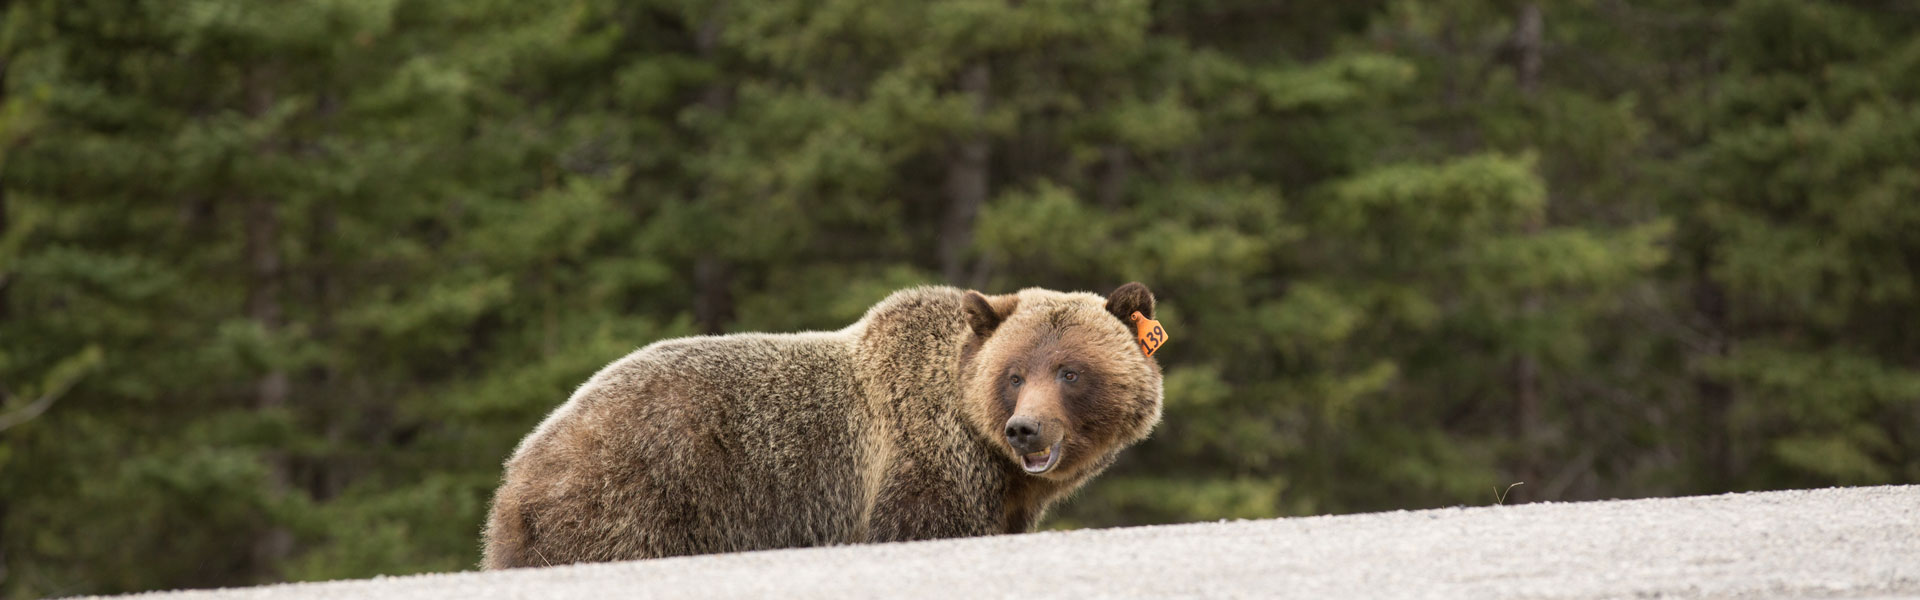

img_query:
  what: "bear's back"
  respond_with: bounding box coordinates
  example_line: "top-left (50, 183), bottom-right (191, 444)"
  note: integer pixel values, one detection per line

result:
top-left (487, 330), bottom-right (874, 566)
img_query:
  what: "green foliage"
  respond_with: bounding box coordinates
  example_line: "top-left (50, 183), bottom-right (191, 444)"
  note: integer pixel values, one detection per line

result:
top-left (2, 0), bottom-right (1917, 596)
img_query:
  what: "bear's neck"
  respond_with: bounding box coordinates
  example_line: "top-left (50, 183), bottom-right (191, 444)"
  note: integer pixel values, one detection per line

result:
top-left (998, 465), bottom-right (1075, 533)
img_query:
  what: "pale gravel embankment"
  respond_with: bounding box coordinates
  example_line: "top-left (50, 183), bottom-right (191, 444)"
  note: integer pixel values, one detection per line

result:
top-left (103, 485), bottom-right (1920, 599)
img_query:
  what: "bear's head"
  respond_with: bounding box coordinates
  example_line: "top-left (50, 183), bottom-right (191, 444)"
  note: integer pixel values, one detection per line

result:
top-left (961, 282), bottom-right (1164, 481)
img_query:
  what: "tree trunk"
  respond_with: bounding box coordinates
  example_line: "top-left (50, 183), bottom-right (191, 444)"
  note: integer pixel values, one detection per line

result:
top-left (1692, 250), bottom-right (1734, 492)
top-left (1, 51), bottom-right (12, 323)
top-left (309, 200), bottom-right (351, 500)
top-left (0, 159), bottom-right (10, 324)
top-left (694, 6), bottom-right (729, 111)
top-left (693, 255), bottom-right (734, 334)
top-left (691, 7), bottom-right (735, 335)
top-left (244, 69), bottom-right (294, 580)
top-left (0, 93), bottom-right (10, 576)
top-left (940, 63), bottom-right (991, 285)
top-left (1685, 9), bottom-right (1733, 494)
top-left (1507, 2), bottom-right (1545, 504)
top-left (244, 176), bottom-right (288, 408)
top-left (245, 197), bottom-right (293, 579)
top-left (1513, 4), bottom-right (1543, 98)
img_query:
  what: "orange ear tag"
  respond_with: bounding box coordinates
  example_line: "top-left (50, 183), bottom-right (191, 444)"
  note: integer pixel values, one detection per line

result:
top-left (1130, 311), bottom-right (1167, 357)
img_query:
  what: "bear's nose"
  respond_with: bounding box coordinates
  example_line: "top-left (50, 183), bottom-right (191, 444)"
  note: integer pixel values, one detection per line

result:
top-left (1004, 416), bottom-right (1045, 453)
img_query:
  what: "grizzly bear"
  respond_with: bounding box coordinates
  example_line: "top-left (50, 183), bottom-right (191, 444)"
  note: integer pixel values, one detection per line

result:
top-left (481, 283), bottom-right (1165, 568)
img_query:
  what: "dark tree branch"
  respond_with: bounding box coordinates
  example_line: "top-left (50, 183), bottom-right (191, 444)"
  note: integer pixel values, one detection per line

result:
top-left (0, 389), bottom-right (64, 433)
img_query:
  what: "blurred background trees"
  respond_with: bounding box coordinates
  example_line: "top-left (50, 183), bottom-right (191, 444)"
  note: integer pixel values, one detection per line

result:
top-left (3, 0), bottom-right (1917, 595)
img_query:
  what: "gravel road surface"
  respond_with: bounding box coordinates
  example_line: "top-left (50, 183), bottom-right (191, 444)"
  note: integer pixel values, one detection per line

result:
top-left (103, 485), bottom-right (1919, 599)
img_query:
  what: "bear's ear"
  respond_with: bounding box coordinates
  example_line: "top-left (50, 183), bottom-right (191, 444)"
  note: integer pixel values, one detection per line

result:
top-left (1105, 282), bottom-right (1155, 323)
top-left (964, 291), bottom-right (1017, 337)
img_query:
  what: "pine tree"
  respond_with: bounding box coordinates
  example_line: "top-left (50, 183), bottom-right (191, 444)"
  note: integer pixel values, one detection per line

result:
top-left (1674, 0), bottom-right (1920, 489)
top-left (3, 0), bottom-right (1918, 595)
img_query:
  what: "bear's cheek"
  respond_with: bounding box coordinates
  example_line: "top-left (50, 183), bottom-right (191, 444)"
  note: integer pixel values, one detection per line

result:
top-left (1056, 405), bottom-right (1121, 466)
top-left (1062, 435), bottom-right (1100, 468)
top-left (1054, 432), bottom-right (1128, 479)
top-left (1075, 388), bottom-right (1160, 450)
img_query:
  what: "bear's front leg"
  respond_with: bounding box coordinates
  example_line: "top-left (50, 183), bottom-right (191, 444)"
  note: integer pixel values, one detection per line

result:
top-left (866, 469), bottom-right (1001, 542)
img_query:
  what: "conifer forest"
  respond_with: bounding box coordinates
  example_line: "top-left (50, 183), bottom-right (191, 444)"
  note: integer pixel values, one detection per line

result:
top-left (3, 0), bottom-right (1919, 595)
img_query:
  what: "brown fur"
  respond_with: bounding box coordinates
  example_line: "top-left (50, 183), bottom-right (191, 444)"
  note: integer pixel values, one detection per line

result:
top-left (481, 284), bottom-right (1164, 568)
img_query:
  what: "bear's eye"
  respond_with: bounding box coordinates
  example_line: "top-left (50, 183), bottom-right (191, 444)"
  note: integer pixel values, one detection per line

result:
top-left (1060, 369), bottom-right (1078, 382)
top-left (1009, 374), bottom-right (1023, 387)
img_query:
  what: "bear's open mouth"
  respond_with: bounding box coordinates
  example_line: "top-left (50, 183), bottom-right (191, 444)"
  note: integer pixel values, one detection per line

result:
top-left (1021, 442), bottom-right (1062, 474)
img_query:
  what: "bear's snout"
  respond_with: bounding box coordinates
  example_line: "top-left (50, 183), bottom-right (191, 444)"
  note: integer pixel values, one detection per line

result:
top-left (1004, 416), bottom-right (1046, 452)
top-left (1004, 415), bottom-right (1064, 474)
